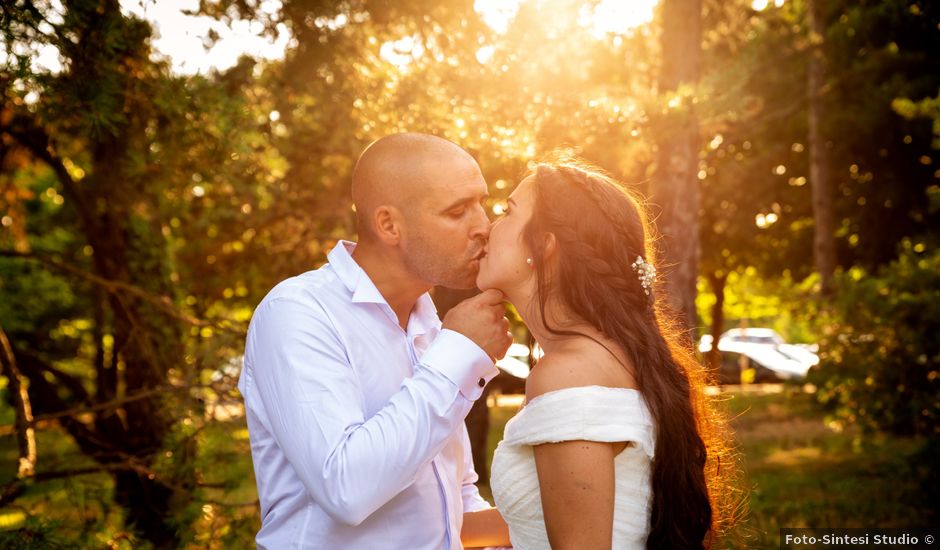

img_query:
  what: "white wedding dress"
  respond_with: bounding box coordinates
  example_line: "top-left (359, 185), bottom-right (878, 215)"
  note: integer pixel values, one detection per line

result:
top-left (489, 386), bottom-right (656, 549)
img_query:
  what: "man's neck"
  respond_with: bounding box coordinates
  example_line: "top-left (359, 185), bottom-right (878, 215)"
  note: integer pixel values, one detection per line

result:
top-left (351, 242), bottom-right (429, 330)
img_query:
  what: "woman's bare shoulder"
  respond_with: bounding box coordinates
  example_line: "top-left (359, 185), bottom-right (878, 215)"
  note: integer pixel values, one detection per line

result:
top-left (525, 340), bottom-right (636, 402)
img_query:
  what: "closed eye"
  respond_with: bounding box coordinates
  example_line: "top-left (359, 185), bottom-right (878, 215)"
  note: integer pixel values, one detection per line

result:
top-left (503, 197), bottom-right (519, 218)
top-left (493, 205), bottom-right (510, 219)
top-left (443, 194), bottom-right (488, 219)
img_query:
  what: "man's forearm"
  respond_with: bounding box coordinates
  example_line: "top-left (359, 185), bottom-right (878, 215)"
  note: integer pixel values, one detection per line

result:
top-left (461, 507), bottom-right (512, 548)
top-left (300, 366), bottom-right (474, 525)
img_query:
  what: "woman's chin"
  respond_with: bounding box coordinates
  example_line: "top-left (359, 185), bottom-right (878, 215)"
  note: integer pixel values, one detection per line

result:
top-left (475, 270), bottom-right (497, 292)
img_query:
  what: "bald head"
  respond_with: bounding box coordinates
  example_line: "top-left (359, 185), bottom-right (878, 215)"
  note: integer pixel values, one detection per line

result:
top-left (351, 133), bottom-right (481, 241)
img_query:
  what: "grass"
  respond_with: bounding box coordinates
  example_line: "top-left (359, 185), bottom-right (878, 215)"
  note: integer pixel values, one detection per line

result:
top-left (1, 386), bottom-right (934, 548)
top-left (716, 387), bottom-right (931, 548)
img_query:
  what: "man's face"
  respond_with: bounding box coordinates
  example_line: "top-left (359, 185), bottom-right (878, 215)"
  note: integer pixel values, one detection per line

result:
top-left (399, 157), bottom-right (490, 289)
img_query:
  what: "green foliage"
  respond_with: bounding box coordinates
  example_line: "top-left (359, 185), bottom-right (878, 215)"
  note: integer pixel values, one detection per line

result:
top-left (0, 418), bottom-right (258, 548)
top-left (0, 517), bottom-right (72, 549)
top-left (696, 268), bottom-right (825, 344)
top-left (892, 88), bottom-right (940, 149)
top-left (699, 0), bottom-right (940, 278)
top-left (810, 244), bottom-right (940, 437)
top-left (0, 421), bottom-right (130, 548)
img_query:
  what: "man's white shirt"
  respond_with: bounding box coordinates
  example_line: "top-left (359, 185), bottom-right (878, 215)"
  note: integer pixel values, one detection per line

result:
top-left (239, 240), bottom-right (499, 549)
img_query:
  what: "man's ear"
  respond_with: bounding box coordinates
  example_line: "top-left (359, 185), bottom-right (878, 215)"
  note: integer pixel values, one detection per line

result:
top-left (373, 205), bottom-right (402, 245)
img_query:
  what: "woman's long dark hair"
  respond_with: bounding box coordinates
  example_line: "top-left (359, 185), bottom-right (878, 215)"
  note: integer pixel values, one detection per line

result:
top-left (522, 161), bottom-right (738, 549)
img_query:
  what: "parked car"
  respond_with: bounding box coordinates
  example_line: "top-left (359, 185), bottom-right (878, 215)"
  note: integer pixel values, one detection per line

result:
top-left (491, 342), bottom-right (542, 395)
top-left (714, 350), bottom-right (788, 384)
top-left (699, 328), bottom-right (819, 383)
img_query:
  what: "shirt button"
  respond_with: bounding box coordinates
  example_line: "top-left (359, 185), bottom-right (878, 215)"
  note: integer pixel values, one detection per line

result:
top-left (478, 378), bottom-right (485, 388)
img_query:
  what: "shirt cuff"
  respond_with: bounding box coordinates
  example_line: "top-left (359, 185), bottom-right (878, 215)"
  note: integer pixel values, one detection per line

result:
top-left (463, 492), bottom-right (493, 513)
top-left (420, 329), bottom-right (499, 400)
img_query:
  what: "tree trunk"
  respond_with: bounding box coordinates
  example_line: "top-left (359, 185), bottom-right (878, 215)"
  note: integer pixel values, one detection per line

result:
top-left (652, 0), bottom-right (703, 345)
top-left (113, 471), bottom-right (177, 549)
top-left (706, 272), bottom-right (727, 384)
top-left (87, 168), bottom-right (185, 548)
top-left (431, 286), bottom-right (491, 483)
top-left (808, 0), bottom-right (837, 296)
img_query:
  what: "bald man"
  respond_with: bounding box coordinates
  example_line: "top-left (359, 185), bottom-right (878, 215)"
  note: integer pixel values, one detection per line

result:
top-left (239, 134), bottom-right (513, 549)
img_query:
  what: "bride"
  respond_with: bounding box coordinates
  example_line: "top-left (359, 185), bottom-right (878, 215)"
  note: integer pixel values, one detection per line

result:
top-left (477, 161), bottom-right (727, 549)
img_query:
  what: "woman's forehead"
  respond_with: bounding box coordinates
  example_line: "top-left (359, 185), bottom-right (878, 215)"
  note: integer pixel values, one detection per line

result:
top-left (510, 176), bottom-right (536, 202)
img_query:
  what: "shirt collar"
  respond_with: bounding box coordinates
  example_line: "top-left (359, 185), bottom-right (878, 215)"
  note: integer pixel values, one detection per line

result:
top-left (408, 293), bottom-right (441, 336)
top-left (327, 240), bottom-right (384, 304)
top-left (327, 240), bottom-right (441, 335)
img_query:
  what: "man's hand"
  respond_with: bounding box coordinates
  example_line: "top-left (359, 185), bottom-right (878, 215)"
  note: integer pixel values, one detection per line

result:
top-left (442, 289), bottom-right (513, 361)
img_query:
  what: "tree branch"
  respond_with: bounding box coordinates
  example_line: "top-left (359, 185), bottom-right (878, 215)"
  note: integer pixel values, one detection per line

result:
top-left (0, 463), bottom-right (162, 508)
top-left (0, 249), bottom-right (247, 334)
top-left (13, 350), bottom-right (123, 459)
top-left (17, 348), bottom-right (90, 404)
top-left (0, 112), bottom-right (98, 234)
top-left (0, 378), bottom-right (240, 433)
top-left (0, 325), bottom-right (37, 482)
top-left (28, 384), bottom-right (184, 425)
top-left (0, 462), bottom-right (260, 509)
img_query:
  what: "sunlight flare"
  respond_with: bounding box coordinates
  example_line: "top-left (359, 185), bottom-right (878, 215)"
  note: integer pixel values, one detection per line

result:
top-left (476, 0), bottom-right (658, 37)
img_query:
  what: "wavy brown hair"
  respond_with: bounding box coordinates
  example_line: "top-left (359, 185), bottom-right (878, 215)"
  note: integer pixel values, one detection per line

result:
top-left (522, 161), bottom-right (739, 549)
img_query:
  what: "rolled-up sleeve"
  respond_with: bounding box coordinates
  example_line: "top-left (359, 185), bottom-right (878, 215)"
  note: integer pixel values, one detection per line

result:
top-left (247, 296), bottom-right (496, 526)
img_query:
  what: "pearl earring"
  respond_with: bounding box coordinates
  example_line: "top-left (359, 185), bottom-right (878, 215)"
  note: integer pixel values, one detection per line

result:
top-left (526, 258), bottom-right (533, 265)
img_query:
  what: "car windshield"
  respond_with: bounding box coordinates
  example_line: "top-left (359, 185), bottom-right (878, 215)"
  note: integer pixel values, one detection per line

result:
top-left (777, 347), bottom-right (804, 360)
top-left (729, 335), bottom-right (781, 345)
